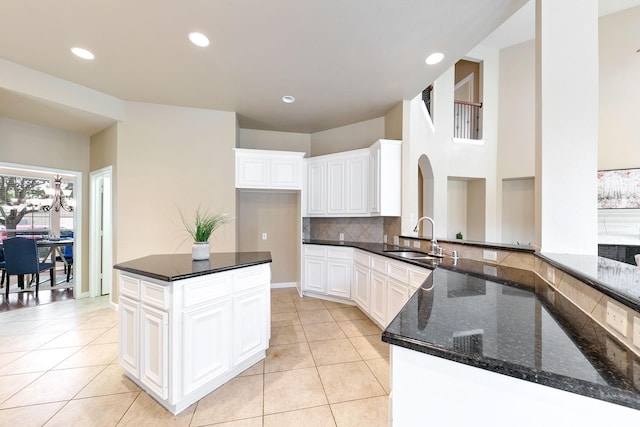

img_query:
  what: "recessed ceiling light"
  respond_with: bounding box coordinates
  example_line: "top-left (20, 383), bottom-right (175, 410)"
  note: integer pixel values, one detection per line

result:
top-left (425, 52), bottom-right (444, 65)
top-left (71, 47), bottom-right (95, 60)
top-left (188, 32), bottom-right (210, 47)
top-left (282, 95), bottom-right (296, 104)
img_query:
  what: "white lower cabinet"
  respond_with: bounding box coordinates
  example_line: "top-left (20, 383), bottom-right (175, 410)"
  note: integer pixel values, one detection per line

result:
top-left (139, 304), bottom-right (169, 399)
top-left (369, 271), bottom-right (388, 326)
top-left (118, 263), bottom-right (271, 415)
top-left (353, 264), bottom-right (371, 311)
top-left (350, 248), bottom-right (432, 328)
top-left (302, 245), bottom-right (352, 299)
top-left (387, 277), bottom-right (410, 324)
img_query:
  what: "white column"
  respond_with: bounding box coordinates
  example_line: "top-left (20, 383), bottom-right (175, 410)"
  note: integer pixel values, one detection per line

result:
top-left (535, 0), bottom-right (599, 254)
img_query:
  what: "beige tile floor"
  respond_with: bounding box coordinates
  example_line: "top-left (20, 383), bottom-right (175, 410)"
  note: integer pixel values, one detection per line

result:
top-left (0, 288), bottom-right (390, 426)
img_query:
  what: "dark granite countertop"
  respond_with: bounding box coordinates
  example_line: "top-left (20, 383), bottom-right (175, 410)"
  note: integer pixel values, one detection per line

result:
top-left (113, 252), bottom-right (272, 282)
top-left (382, 268), bottom-right (640, 410)
top-left (399, 235), bottom-right (535, 253)
top-left (539, 252), bottom-right (640, 312)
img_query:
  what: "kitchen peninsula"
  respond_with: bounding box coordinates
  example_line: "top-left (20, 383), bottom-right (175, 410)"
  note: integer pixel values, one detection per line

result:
top-left (302, 239), bottom-right (640, 424)
top-left (114, 252), bottom-right (272, 415)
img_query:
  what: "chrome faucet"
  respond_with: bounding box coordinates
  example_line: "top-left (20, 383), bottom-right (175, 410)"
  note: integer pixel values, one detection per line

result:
top-left (413, 216), bottom-right (439, 255)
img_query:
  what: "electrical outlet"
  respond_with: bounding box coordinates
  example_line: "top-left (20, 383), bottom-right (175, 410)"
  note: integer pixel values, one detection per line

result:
top-left (339, 233), bottom-right (344, 241)
top-left (633, 317), bottom-right (640, 349)
top-left (404, 240), bottom-right (410, 247)
top-left (413, 241), bottom-right (421, 248)
top-left (261, 232), bottom-right (267, 240)
top-left (482, 250), bottom-right (497, 261)
top-left (383, 234), bottom-right (388, 243)
top-left (393, 236), bottom-right (399, 245)
top-left (606, 301), bottom-right (628, 337)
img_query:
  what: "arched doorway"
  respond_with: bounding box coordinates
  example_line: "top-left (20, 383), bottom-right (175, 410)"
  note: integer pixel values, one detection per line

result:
top-left (418, 154), bottom-right (435, 220)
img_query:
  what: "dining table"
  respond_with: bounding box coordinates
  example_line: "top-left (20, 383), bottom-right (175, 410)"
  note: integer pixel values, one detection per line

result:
top-left (36, 238), bottom-right (74, 286)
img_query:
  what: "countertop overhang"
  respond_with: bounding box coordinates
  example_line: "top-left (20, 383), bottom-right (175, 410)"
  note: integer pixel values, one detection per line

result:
top-left (113, 252), bottom-right (272, 282)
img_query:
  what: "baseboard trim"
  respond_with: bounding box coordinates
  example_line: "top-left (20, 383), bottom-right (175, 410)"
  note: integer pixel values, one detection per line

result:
top-left (271, 282), bottom-right (297, 289)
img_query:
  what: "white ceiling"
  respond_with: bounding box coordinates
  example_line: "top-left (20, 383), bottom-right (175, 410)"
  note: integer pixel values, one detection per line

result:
top-left (0, 0), bottom-right (528, 135)
top-left (0, 0), bottom-right (637, 136)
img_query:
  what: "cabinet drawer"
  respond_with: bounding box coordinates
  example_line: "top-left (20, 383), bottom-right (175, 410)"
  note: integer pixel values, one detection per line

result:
top-left (370, 255), bottom-right (387, 274)
top-left (235, 265), bottom-right (270, 292)
top-left (141, 281), bottom-right (170, 310)
top-left (387, 261), bottom-right (409, 282)
top-left (304, 245), bottom-right (327, 257)
top-left (183, 274), bottom-right (232, 308)
top-left (120, 275), bottom-right (140, 300)
top-left (327, 247), bottom-right (352, 260)
top-left (354, 251), bottom-right (371, 267)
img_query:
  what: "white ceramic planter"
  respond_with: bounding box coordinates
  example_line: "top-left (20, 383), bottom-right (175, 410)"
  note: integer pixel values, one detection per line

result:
top-left (192, 242), bottom-right (210, 260)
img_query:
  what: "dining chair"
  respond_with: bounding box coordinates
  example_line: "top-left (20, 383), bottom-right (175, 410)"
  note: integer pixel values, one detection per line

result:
top-left (3, 237), bottom-right (54, 297)
top-left (0, 247), bottom-right (6, 288)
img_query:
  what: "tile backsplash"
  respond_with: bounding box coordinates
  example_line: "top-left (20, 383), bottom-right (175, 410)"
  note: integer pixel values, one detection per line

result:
top-left (305, 217), bottom-right (383, 243)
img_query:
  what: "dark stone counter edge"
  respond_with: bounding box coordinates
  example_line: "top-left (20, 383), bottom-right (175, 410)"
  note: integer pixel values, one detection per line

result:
top-left (382, 331), bottom-right (640, 410)
top-left (113, 258), bottom-right (272, 282)
top-left (537, 253), bottom-right (640, 313)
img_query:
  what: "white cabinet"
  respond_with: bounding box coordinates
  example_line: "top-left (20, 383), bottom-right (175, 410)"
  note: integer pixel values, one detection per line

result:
top-left (303, 140), bottom-right (400, 217)
top-left (302, 245), bottom-right (352, 299)
top-left (235, 148), bottom-right (305, 190)
top-left (369, 139), bottom-right (402, 216)
top-left (118, 263), bottom-right (271, 415)
top-left (353, 264), bottom-right (371, 311)
top-left (139, 304), bottom-right (169, 399)
top-left (304, 149), bottom-right (369, 217)
top-left (387, 277), bottom-right (410, 324)
top-left (370, 270), bottom-right (388, 326)
top-left (306, 159), bottom-right (326, 215)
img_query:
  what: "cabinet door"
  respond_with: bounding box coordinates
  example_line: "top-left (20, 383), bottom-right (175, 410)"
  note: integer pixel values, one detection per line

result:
top-left (370, 271), bottom-right (387, 327)
top-left (387, 277), bottom-right (410, 323)
top-left (346, 155), bottom-right (368, 214)
top-left (236, 155), bottom-right (269, 188)
top-left (307, 161), bottom-right (326, 215)
top-left (326, 259), bottom-right (352, 299)
top-left (271, 157), bottom-right (301, 189)
top-left (233, 288), bottom-right (269, 366)
top-left (182, 298), bottom-right (232, 396)
top-left (119, 296), bottom-right (139, 377)
top-left (303, 256), bottom-right (326, 293)
top-left (327, 160), bottom-right (346, 214)
top-left (369, 147), bottom-right (381, 214)
top-left (140, 304), bottom-right (169, 399)
top-left (353, 264), bottom-right (370, 312)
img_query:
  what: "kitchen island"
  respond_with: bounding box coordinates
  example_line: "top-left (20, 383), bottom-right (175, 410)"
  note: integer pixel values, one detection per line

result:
top-left (113, 252), bottom-right (272, 415)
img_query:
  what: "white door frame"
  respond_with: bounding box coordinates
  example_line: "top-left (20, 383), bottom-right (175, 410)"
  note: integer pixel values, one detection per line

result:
top-left (0, 161), bottom-right (83, 297)
top-left (89, 166), bottom-right (113, 297)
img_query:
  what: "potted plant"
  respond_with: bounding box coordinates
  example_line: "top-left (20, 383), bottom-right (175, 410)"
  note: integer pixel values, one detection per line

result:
top-left (181, 207), bottom-right (231, 260)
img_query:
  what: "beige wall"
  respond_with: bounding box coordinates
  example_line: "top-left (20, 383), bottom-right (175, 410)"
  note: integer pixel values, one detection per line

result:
top-left (239, 128), bottom-right (311, 155)
top-left (310, 117), bottom-right (385, 156)
top-left (115, 102), bottom-right (237, 263)
top-left (237, 191), bottom-right (299, 283)
top-left (454, 59), bottom-right (481, 102)
top-left (599, 6), bottom-right (640, 170)
top-left (384, 102), bottom-right (403, 140)
top-left (0, 117), bottom-right (91, 293)
top-left (497, 40), bottom-right (535, 179)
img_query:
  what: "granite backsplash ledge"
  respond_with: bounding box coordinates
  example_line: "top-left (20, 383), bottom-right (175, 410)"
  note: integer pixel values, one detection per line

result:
top-left (303, 216), bottom-right (401, 243)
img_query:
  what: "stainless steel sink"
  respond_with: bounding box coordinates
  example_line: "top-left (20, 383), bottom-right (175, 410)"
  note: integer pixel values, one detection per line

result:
top-left (384, 250), bottom-right (440, 260)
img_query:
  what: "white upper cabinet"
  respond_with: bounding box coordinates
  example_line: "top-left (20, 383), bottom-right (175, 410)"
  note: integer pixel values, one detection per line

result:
top-left (369, 139), bottom-right (402, 216)
top-left (304, 149), bottom-right (370, 217)
top-left (235, 148), bottom-right (305, 190)
top-left (303, 140), bottom-right (400, 217)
